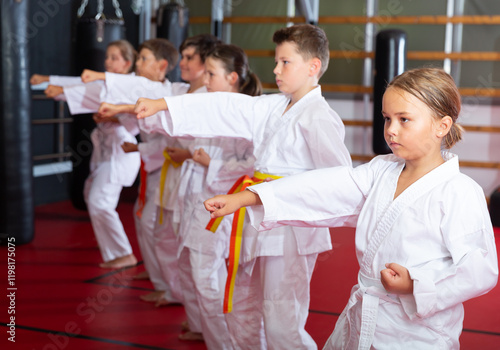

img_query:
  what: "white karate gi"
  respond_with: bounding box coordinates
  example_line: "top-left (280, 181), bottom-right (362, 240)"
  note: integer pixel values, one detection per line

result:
top-left (142, 85), bottom-right (205, 309)
top-left (133, 131), bottom-right (169, 291)
top-left (102, 74), bottom-right (191, 292)
top-left (175, 136), bottom-right (255, 350)
top-left (149, 135), bottom-right (191, 305)
top-left (139, 86), bottom-right (352, 349)
top-left (248, 152), bottom-right (499, 350)
top-left (49, 75), bottom-right (140, 262)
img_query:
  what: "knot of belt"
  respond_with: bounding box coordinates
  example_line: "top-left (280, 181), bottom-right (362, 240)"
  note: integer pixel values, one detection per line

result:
top-left (206, 171), bottom-right (283, 313)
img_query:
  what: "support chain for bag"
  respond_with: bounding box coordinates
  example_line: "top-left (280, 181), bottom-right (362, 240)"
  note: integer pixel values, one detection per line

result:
top-left (77, 0), bottom-right (123, 19)
top-left (131, 0), bottom-right (144, 15)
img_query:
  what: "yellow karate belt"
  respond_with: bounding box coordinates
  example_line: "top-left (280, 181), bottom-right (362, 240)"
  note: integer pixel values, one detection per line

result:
top-left (135, 160), bottom-right (147, 218)
top-left (206, 171), bottom-right (282, 313)
top-left (158, 149), bottom-right (183, 225)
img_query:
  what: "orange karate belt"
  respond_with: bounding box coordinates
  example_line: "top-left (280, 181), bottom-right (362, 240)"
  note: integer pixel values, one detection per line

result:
top-left (158, 149), bottom-right (183, 225)
top-left (135, 160), bottom-right (148, 218)
top-left (206, 171), bottom-right (283, 313)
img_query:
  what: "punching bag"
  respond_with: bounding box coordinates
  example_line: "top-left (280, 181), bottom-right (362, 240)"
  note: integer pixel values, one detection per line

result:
top-left (157, 1), bottom-right (189, 82)
top-left (489, 187), bottom-right (500, 227)
top-left (372, 29), bottom-right (407, 155)
top-left (70, 1), bottom-right (125, 210)
top-left (0, 0), bottom-right (34, 245)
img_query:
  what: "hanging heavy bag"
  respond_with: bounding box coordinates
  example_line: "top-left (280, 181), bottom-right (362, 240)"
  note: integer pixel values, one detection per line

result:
top-left (156, 0), bottom-right (189, 82)
top-left (70, 0), bottom-right (125, 210)
top-left (372, 29), bottom-right (407, 155)
top-left (489, 187), bottom-right (500, 228)
top-left (0, 0), bottom-right (34, 245)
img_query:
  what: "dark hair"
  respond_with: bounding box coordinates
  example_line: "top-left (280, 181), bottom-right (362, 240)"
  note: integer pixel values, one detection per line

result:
top-left (208, 44), bottom-right (262, 96)
top-left (107, 40), bottom-right (136, 73)
top-left (273, 24), bottom-right (329, 78)
top-left (138, 38), bottom-right (179, 74)
top-left (179, 34), bottom-right (221, 63)
top-left (388, 67), bottom-right (463, 149)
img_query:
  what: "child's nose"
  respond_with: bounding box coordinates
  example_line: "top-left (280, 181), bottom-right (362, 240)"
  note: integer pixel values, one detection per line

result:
top-left (386, 124), bottom-right (398, 136)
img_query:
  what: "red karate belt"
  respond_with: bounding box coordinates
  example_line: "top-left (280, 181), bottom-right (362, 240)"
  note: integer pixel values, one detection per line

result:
top-left (206, 171), bottom-right (282, 313)
top-left (135, 160), bottom-right (147, 218)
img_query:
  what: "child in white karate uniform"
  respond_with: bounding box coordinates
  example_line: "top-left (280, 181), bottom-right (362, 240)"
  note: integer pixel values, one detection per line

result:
top-left (31, 40), bottom-right (141, 269)
top-left (86, 39), bottom-right (190, 301)
top-left (174, 44), bottom-right (259, 348)
top-left (151, 34), bottom-right (221, 334)
top-left (204, 68), bottom-right (499, 350)
top-left (96, 35), bottom-right (221, 313)
top-left (135, 24), bottom-right (352, 350)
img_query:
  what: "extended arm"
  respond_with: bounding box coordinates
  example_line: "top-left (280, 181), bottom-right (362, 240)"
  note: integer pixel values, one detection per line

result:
top-left (44, 85), bottom-right (64, 99)
top-left (98, 102), bottom-right (136, 118)
top-left (30, 74), bottom-right (49, 85)
top-left (81, 69), bottom-right (106, 83)
top-left (204, 190), bottom-right (262, 218)
top-left (135, 98), bottom-right (168, 119)
top-left (137, 92), bottom-right (262, 140)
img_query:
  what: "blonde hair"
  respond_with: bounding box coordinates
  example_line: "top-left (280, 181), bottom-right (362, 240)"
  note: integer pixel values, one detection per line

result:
top-left (387, 67), bottom-right (464, 149)
top-left (107, 40), bottom-right (136, 73)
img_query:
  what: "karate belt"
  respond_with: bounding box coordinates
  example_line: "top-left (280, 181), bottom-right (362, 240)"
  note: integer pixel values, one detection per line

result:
top-left (355, 273), bottom-right (399, 350)
top-left (206, 171), bottom-right (282, 313)
top-left (135, 160), bottom-right (147, 218)
top-left (158, 149), bottom-right (183, 225)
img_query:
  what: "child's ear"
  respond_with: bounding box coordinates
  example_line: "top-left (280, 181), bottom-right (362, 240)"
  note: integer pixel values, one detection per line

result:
top-left (437, 116), bottom-right (453, 138)
top-left (228, 71), bottom-right (238, 85)
top-left (124, 60), bottom-right (133, 72)
top-left (309, 58), bottom-right (321, 77)
top-left (159, 59), bottom-right (168, 73)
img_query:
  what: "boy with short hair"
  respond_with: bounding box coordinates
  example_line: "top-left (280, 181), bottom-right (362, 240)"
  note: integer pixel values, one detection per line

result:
top-left (135, 24), bottom-right (352, 349)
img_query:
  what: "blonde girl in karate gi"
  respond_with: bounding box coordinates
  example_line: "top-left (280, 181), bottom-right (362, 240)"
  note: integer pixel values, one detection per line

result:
top-left (30, 39), bottom-right (135, 102)
top-left (31, 40), bottom-right (142, 270)
top-left (174, 44), bottom-right (260, 348)
top-left (204, 67), bottom-right (499, 350)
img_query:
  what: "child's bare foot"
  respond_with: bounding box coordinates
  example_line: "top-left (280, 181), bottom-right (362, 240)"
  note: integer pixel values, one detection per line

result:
top-left (99, 254), bottom-right (137, 269)
top-left (178, 331), bottom-right (204, 342)
top-left (133, 271), bottom-right (149, 280)
top-left (181, 320), bottom-right (190, 332)
top-left (155, 297), bottom-right (182, 308)
top-left (139, 290), bottom-right (165, 303)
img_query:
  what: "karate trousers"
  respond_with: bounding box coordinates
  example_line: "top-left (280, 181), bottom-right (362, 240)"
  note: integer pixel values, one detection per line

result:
top-left (226, 232), bottom-right (318, 350)
top-left (84, 161), bottom-right (133, 262)
top-left (178, 246), bottom-right (232, 349)
top-left (133, 169), bottom-right (168, 291)
top-left (153, 207), bottom-right (183, 303)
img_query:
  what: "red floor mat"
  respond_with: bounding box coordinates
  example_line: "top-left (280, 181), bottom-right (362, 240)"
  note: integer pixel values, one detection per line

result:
top-left (1, 199), bottom-right (499, 349)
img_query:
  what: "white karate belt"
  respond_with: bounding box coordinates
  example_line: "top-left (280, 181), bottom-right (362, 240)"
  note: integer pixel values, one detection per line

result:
top-left (355, 273), bottom-right (399, 350)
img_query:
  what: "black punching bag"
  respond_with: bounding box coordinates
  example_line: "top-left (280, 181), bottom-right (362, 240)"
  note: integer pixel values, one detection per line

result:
top-left (70, 7), bottom-right (125, 210)
top-left (489, 187), bottom-right (500, 227)
top-left (157, 1), bottom-right (189, 82)
top-left (372, 29), bottom-right (407, 155)
top-left (0, 0), bottom-right (34, 245)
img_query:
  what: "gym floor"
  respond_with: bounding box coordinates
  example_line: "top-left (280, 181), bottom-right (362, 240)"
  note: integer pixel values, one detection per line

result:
top-left (1, 190), bottom-right (499, 349)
